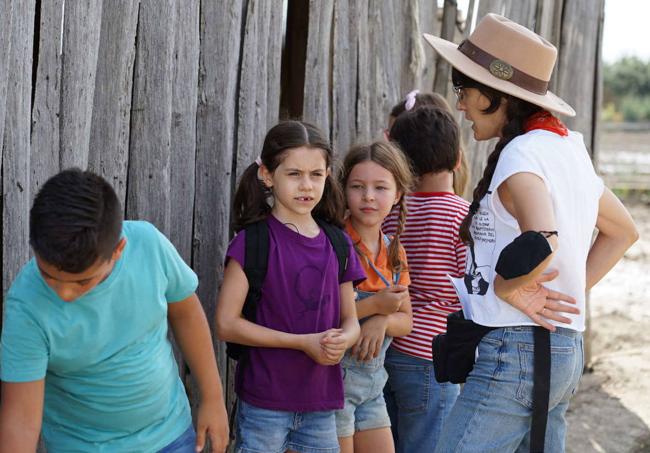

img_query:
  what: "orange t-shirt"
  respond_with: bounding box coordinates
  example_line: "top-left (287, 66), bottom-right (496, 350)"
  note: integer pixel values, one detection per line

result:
top-left (345, 221), bottom-right (410, 293)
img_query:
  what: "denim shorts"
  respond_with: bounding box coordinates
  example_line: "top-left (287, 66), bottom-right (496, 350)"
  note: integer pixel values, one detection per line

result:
top-left (435, 326), bottom-right (584, 453)
top-left (335, 354), bottom-right (391, 437)
top-left (235, 400), bottom-right (339, 453)
top-left (157, 424), bottom-right (196, 453)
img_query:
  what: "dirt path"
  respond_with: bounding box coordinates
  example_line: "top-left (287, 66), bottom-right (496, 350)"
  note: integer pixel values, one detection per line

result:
top-left (566, 200), bottom-right (650, 453)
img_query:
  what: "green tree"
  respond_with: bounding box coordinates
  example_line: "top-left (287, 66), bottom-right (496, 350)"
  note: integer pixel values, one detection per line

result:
top-left (603, 57), bottom-right (650, 121)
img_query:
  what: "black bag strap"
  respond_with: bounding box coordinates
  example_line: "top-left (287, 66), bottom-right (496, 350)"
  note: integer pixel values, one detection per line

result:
top-left (530, 327), bottom-right (551, 452)
top-left (242, 220), bottom-right (270, 321)
top-left (315, 218), bottom-right (349, 282)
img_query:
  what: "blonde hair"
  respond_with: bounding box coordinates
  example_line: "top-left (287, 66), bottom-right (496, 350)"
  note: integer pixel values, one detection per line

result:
top-left (339, 141), bottom-right (414, 274)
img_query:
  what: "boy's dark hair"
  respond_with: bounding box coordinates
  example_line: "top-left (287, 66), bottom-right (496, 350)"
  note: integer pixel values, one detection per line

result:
top-left (233, 120), bottom-right (345, 231)
top-left (389, 106), bottom-right (460, 176)
top-left (30, 168), bottom-right (123, 273)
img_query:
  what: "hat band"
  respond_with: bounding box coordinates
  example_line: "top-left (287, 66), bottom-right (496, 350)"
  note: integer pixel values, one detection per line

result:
top-left (458, 40), bottom-right (549, 95)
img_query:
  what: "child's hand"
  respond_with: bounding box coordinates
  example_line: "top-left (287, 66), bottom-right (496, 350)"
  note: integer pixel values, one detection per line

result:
top-left (352, 315), bottom-right (388, 361)
top-left (320, 329), bottom-right (349, 363)
top-left (195, 396), bottom-right (229, 453)
top-left (373, 285), bottom-right (408, 315)
top-left (302, 331), bottom-right (341, 365)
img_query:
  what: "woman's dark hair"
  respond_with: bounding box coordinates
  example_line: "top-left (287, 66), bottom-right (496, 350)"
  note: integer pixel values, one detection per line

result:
top-left (389, 106), bottom-right (460, 176)
top-left (233, 120), bottom-right (345, 231)
top-left (452, 68), bottom-right (543, 244)
top-left (30, 168), bottom-right (123, 273)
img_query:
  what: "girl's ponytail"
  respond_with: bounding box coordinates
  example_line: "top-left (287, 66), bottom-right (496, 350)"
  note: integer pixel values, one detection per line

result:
top-left (313, 173), bottom-right (345, 228)
top-left (232, 163), bottom-right (271, 232)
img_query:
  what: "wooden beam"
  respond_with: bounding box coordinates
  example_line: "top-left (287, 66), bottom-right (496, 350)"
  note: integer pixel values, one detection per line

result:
top-left (126, 0), bottom-right (176, 233)
top-left (2, 0), bottom-right (34, 296)
top-left (195, 0), bottom-right (244, 410)
top-left (59, 0), bottom-right (103, 170)
top-left (88, 0), bottom-right (140, 208)
top-left (303, 0), bottom-right (334, 135)
top-left (30, 0), bottom-right (63, 200)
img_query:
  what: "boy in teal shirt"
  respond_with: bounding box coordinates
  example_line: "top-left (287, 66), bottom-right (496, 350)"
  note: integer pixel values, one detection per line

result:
top-left (0, 169), bottom-right (228, 452)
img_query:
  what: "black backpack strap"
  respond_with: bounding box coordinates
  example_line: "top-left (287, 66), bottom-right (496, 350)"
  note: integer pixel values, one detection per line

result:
top-left (315, 218), bottom-right (349, 282)
top-left (225, 220), bottom-right (269, 362)
top-left (242, 220), bottom-right (269, 321)
top-left (530, 327), bottom-right (551, 452)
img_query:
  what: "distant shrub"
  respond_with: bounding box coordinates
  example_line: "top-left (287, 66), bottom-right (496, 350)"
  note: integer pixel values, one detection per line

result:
top-left (620, 96), bottom-right (650, 122)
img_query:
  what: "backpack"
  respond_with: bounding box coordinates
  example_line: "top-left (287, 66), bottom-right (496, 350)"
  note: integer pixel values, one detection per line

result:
top-left (225, 217), bottom-right (350, 361)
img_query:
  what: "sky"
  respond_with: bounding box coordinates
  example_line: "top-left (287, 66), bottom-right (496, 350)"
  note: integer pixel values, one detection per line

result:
top-left (446, 0), bottom-right (649, 63)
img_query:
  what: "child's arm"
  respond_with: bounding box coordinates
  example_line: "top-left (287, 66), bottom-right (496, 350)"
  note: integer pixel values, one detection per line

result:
top-left (0, 380), bottom-right (44, 453)
top-left (586, 187), bottom-right (638, 290)
top-left (320, 281), bottom-right (361, 363)
top-left (215, 259), bottom-right (343, 365)
top-left (354, 285), bottom-right (409, 318)
top-left (167, 293), bottom-right (228, 453)
top-left (352, 291), bottom-right (413, 361)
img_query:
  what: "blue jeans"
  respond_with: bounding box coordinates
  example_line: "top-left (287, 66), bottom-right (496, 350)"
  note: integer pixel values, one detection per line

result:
top-left (235, 400), bottom-right (340, 453)
top-left (435, 326), bottom-right (584, 453)
top-left (383, 347), bottom-right (460, 453)
top-left (157, 425), bottom-right (196, 453)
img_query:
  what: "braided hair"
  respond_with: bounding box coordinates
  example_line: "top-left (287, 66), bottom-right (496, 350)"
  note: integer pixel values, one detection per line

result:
top-left (452, 68), bottom-right (542, 245)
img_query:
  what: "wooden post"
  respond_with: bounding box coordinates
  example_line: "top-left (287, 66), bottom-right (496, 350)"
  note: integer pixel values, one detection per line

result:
top-left (433, 0), bottom-right (457, 96)
top-left (332, 0), bottom-right (355, 156)
top-left (303, 0), bottom-right (334, 135)
top-left (169, 0), bottom-right (199, 263)
top-left (555, 0), bottom-right (606, 367)
top-left (195, 0), bottom-right (244, 413)
top-left (355, 0), bottom-right (371, 142)
top-left (236, 0), bottom-right (275, 181)
top-left (30, 0), bottom-right (63, 199)
top-left (0, 0), bottom-right (15, 178)
top-left (2, 0), bottom-right (34, 301)
top-left (126, 0), bottom-right (176, 233)
top-left (88, 0), bottom-right (140, 208)
top-left (59, 0), bottom-right (103, 170)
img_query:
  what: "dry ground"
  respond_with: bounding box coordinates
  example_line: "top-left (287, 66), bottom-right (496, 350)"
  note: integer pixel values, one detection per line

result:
top-left (566, 200), bottom-right (650, 453)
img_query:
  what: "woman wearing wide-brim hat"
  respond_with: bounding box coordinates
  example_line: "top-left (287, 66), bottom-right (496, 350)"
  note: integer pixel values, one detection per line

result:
top-left (423, 13), bottom-right (638, 452)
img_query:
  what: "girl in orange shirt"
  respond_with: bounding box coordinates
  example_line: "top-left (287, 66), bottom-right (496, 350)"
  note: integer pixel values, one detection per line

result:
top-left (335, 141), bottom-right (414, 453)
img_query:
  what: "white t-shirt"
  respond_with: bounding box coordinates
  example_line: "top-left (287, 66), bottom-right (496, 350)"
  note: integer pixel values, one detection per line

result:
top-left (456, 129), bottom-right (603, 332)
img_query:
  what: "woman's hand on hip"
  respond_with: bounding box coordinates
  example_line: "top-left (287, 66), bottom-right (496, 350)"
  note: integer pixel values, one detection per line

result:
top-left (495, 269), bottom-right (579, 331)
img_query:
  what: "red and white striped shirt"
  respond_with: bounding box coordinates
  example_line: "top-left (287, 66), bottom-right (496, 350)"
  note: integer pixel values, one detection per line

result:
top-left (383, 192), bottom-right (469, 361)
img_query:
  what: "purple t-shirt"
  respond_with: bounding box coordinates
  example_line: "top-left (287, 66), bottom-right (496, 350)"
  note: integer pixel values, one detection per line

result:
top-left (226, 215), bottom-right (365, 411)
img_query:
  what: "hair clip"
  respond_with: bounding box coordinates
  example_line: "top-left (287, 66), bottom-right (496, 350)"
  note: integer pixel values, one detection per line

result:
top-left (404, 89), bottom-right (420, 111)
top-left (255, 157), bottom-right (263, 166)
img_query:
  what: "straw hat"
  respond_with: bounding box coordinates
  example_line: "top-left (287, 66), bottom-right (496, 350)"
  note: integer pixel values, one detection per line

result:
top-left (423, 13), bottom-right (575, 117)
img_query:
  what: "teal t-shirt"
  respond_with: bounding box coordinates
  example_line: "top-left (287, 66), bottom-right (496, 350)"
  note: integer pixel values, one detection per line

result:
top-left (0, 221), bottom-right (198, 452)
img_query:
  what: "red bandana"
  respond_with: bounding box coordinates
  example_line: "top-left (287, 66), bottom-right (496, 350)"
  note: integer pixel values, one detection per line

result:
top-left (524, 110), bottom-right (568, 137)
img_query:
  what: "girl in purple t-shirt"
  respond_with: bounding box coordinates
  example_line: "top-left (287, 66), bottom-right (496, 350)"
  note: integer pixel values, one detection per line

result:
top-left (216, 121), bottom-right (365, 453)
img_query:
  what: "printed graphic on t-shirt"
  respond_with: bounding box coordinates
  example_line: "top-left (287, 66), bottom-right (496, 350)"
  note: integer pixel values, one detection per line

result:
top-left (294, 264), bottom-right (330, 314)
top-left (464, 262), bottom-right (490, 295)
top-left (464, 194), bottom-right (496, 296)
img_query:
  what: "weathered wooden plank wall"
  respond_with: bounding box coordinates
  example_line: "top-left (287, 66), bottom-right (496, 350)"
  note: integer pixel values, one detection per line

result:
top-left (88, 0), bottom-right (140, 210)
top-left (2, 0), bottom-right (34, 298)
top-left (0, 2), bottom-right (604, 449)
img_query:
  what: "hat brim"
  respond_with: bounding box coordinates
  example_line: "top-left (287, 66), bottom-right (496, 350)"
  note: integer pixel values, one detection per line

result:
top-left (423, 33), bottom-right (576, 117)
